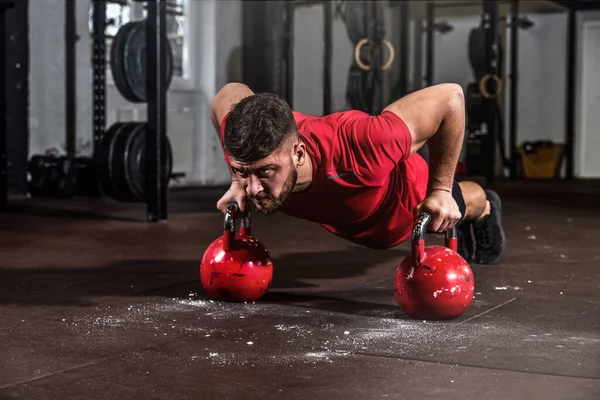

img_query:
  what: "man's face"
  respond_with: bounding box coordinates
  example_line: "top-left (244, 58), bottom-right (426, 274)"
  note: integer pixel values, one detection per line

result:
top-left (229, 145), bottom-right (298, 216)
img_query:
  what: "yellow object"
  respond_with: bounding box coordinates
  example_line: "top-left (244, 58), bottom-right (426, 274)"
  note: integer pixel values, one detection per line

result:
top-left (520, 142), bottom-right (565, 179)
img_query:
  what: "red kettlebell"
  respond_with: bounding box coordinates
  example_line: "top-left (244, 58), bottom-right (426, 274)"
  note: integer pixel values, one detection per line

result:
top-left (394, 212), bottom-right (475, 320)
top-left (200, 203), bottom-right (273, 302)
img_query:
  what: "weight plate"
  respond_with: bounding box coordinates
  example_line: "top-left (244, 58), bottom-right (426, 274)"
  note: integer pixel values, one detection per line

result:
top-left (28, 155), bottom-right (56, 197)
top-left (468, 27), bottom-right (487, 81)
top-left (110, 122), bottom-right (142, 202)
top-left (110, 23), bottom-right (138, 102)
top-left (96, 122), bottom-right (128, 201)
top-left (126, 123), bottom-right (173, 201)
top-left (75, 156), bottom-right (102, 198)
top-left (468, 27), bottom-right (504, 82)
top-left (122, 20), bottom-right (174, 103)
top-left (96, 122), bottom-right (174, 203)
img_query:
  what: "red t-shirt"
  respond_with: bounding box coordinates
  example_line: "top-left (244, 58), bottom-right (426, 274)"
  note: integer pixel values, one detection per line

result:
top-left (220, 109), bottom-right (429, 249)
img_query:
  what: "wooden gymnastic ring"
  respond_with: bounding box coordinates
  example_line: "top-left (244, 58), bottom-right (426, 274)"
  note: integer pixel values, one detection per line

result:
top-left (478, 73), bottom-right (503, 99)
top-left (381, 39), bottom-right (395, 71)
top-left (354, 38), bottom-right (371, 71)
top-left (354, 38), bottom-right (396, 71)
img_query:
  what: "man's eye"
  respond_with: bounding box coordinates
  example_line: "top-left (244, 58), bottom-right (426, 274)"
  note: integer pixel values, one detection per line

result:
top-left (235, 170), bottom-right (247, 178)
top-left (259, 168), bottom-right (271, 176)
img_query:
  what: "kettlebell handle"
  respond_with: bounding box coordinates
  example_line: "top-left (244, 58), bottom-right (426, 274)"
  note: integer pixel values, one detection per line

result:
top-left (412, 212), bottom-right (458, 266)
top-left (223, 202), bottom-right (251, 252)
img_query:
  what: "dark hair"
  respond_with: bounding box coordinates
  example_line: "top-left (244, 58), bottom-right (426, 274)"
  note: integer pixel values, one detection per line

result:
top-left (223, 93), bottom-right (298, 162)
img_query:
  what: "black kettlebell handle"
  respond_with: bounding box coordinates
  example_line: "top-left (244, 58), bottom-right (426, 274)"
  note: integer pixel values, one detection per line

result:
top-left (412, 212), bottom-right (458, 266)
top-left (223, 202), bottom-right (251, 252)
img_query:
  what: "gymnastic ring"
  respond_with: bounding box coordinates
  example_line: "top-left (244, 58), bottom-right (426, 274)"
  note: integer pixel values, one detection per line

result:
top-left (478, 73), bottom-right (503, 99)
top-left (381, 39), bottom-right (395, 71)
top-left (354, 38), bottom-right (371, 71)
top-left (353, 38), bottom-right (396, 71)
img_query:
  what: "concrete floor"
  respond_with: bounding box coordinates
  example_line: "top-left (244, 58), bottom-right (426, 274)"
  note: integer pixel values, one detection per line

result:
top-left (1, 181), bottom-right (599, 399)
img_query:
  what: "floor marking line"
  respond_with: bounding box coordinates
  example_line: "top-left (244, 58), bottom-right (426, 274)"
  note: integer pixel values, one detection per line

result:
top-left (456, 297), bottom-right (518, 325)
top-left (398, 297), bottom-right (518, 351)
top-left (350, 352), bottom-right (600, 382)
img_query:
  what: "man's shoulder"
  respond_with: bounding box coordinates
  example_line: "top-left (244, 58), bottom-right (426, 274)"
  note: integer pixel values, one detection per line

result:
top-left (291, 111), bottom-right (360, 166)
top-left (293, 109), bottom-right (368, 129)
top-left (293, 109), bottom-right (367, 120)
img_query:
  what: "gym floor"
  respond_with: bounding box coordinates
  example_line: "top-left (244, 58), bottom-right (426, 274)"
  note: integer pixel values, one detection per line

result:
top-left (1, 181), bottom-right (599, 400)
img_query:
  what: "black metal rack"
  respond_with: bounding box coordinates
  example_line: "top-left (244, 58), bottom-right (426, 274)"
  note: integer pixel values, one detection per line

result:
top-left (481, 0), bottom-right (500, 182)
top-left (66, 0), bottom-right (77, 159)
top-left (397, 0), bottom-right (410, 98)
top-left (91, 0), bottom-right (169, 222)
top-left (508, 0), bottom-right (519, 179)
top-left (145, 0), bottom-right (168, 222)
top-left (1, 0), bottom-right (28, 206)
top-left (565, 8), bottom-right (576, 179)
top-left (91, 1), bottom-right (107, 162)
top-left (0, 5), bottom-right (8, 207)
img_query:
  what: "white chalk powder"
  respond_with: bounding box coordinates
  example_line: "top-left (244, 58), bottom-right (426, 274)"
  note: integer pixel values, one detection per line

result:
top-left (68, 293), bottom-right (597, 370)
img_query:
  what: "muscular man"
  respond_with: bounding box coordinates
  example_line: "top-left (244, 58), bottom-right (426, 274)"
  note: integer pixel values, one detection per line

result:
top-left (210, 82), bottom-right (505, 264)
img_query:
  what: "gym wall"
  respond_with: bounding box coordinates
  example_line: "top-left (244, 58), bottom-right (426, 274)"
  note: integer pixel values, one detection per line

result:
top-left (29, 0), bottom-right (92, 159)
top-left (429, 16), bottom-right (478, 94)
top-left (514, 13), bottom-right (567, 166)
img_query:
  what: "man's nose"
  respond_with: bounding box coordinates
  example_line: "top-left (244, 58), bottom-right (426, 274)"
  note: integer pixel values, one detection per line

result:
top-left (245, 176), bottom-right (263, 197)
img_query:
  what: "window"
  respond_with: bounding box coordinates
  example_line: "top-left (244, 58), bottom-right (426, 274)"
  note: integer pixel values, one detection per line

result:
top-left (89, 0), bottom-right (189, 81)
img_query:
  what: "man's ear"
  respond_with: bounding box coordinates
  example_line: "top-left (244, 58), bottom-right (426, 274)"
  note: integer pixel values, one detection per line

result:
top-left (294, 141), bottom-right (307, 167)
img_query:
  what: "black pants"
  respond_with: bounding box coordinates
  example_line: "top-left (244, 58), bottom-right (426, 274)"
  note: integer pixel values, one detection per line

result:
top-left (416, 144), bottom-right (467, 219)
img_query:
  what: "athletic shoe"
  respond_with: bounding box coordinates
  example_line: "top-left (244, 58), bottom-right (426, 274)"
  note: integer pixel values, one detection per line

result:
top-left (457, 220), bottom-right (474, 261)
top-left (473, 190), bottom-right (506, 264)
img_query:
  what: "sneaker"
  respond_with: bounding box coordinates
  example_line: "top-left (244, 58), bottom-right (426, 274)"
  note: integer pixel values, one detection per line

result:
top-left (457, 220), bottom-right (475, 261)
top-left (474, 190), bottom-right (506, 264)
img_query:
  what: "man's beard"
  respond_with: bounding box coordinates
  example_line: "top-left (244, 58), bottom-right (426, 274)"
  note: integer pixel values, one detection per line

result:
top-left (255, 166), bottom-right (297, 216)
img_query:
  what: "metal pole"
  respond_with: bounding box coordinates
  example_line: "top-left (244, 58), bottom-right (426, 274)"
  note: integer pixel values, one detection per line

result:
top-left (482, 0), bottom-right (499, 182)
top-left (0, 4), bottom-right (8, 206)
top-left (92, 0), bottom-right (106, 157)
top-left (509, 0), bottom-right (519, 179)
top-left (565, 9), bottom-right (576, 179)
top-left (372, 0), bottom-right (386, 114)
top-left (398, 0), bottom-right (409, 96)
top-left (2, 0), bottom-right (28, 200)
top-left (65, 0), bottom-right (76, 159)
top-left (323, 0), bottom-right (332, 115)
top-left (285, 1), bottom-right (295, 108)
top-left (425, 2), bottom-right (435, 87)
top-left (146, 0), bottom-right (168, 221)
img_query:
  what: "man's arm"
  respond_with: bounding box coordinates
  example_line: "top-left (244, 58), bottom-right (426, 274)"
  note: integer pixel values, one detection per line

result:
top-left (210, 82), bottom-right (254, 136)
top-left (211, 83), bottom-right (255, 213)
top-left (383, 83), bottom-right (465, 193)
top-left (210, 83), bottom-right (255, 177)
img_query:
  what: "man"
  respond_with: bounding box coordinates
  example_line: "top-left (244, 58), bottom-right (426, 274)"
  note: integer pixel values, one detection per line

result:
top-left (210, 82), bottom-right (505, 264)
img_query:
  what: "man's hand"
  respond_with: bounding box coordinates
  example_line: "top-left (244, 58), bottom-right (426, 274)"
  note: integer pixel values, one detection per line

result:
top-left (217, 181), bottom-right (251, 214)
top-left (415, 190), bottom-right (462, 233)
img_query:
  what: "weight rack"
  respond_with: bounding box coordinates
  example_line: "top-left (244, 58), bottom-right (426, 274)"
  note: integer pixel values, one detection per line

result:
top-left (91, 0), bottom-right (169, 222)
